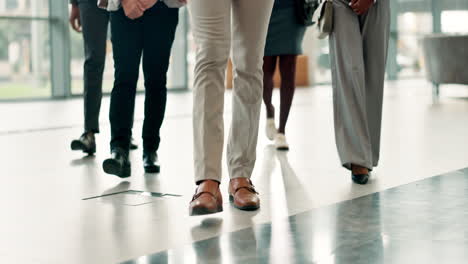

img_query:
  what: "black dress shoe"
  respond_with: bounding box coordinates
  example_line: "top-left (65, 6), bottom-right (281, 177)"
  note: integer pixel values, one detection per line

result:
top-left (103, 148), bottom-right (131, 178)
top-left (352, 173), bottom-right (370, 185)
top-left (143, 151), bottom-right (160, 173)
top-left (130, 138), bottom-right (138, 150)
top-left (71, 132), bottom-right (96, 155)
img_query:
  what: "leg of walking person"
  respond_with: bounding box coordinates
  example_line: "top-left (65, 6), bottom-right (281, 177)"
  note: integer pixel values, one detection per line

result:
top-left (262, 3), bottom-right (305, 148)
top-left (141, 3), bottom-right (179, 173)
top-left (102, 8), bottom-right (143, 178)
top-left (329, 0), bottom-right (373, 173)
top-left (263, 56), bottom-right (278, 119)
top-left (273, 54), bottom-right (297, 151)
top-left (190, 0), bottom-right (230, 184)
top-left (263, 56), bottom-right (278, 141)
top-left (329, 0), bottom-right (390, 184)
top-left (70, 0), bottom-right (108, 155)
top-left (81, 1), bottom-right (108, 135)
top-left (360, 0), bottom-right (390, 168)
top-left (188, 0), bottom-right (231, 215)
top-left (227, 0), bottom-right (274, 209)
top-left (278, 54), bottom-right (297, 135)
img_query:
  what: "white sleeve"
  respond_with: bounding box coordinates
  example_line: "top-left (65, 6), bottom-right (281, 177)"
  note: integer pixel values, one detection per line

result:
top-left (107, 0), bottom-right (121, 11)
top-left (163, 0), bottom-right (186, 8)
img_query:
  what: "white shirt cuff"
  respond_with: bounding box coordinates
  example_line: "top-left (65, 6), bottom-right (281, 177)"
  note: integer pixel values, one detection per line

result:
top-left (163, 0), bottom-right (186, 8)
top-left (107, 0), bottom-right (121, 11)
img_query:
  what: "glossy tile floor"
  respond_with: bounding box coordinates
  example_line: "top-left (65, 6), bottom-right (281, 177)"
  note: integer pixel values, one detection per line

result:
top-left (125, 167), bottom-right (468, 264)
top-left (1, 80), bottom-right (468, 263)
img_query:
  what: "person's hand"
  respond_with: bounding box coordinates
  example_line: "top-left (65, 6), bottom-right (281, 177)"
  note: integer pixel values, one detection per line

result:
top-left (122, 0), bottom-right (145, 19)
top-left (69, 3), bottom-right (81, 32)
top-left (138, 0), bottom-right (158, 10)
top-left (349, 0), bottom-right (374, 15)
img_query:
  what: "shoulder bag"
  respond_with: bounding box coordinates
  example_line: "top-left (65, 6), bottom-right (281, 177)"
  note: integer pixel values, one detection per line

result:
top-left (313, 0), bottom-right (334, 39)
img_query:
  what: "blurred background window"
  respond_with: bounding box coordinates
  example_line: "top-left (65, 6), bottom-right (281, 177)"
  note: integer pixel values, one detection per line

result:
top-left (0, 0), bottom-right (50, 100)
top-left (0, 0), bottom-right (467, 100)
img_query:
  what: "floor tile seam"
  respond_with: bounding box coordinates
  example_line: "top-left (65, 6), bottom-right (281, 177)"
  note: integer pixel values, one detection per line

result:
top-left (0, 98), bottom-right (328, 136)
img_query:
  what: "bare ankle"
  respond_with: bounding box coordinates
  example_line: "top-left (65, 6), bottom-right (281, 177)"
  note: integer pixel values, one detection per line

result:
top-left (266, 106), bottom-right (275, 118)
top-left (351, 165), bottom-right (369, 175)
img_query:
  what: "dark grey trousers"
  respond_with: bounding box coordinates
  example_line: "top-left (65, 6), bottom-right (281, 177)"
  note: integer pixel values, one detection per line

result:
top-left (78, 0), bottom-right (109, 133)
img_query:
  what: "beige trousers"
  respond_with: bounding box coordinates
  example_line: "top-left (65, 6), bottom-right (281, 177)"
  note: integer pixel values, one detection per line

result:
top-left (189, 0), bottom-right (274, 183)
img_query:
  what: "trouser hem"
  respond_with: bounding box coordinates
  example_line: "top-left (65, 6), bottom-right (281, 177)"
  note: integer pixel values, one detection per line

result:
top-left (194, 175), bottom-right (222, 184)
top-left (342, 162), bottom-right (373, 171)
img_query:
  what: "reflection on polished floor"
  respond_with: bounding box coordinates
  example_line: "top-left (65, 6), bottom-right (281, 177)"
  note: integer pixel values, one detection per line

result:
top-left (1, 80), bottom-right (468, 263)
top-left (126, 168), bottom-right (468, 264)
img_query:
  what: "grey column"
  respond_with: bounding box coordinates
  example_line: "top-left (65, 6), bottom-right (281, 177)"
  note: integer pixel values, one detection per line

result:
top-left (49, 0), bottom-right (71, 98)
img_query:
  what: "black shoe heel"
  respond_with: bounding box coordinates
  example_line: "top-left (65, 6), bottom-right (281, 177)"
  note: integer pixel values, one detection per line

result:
top-left (144, 165), bottom-right (160, 173)
top-left (143, 151), bottom-right (160, 174)
top-left (70, 140), bottom-right (85, 151)
top-left (103, 159), bottom-right (131, 178)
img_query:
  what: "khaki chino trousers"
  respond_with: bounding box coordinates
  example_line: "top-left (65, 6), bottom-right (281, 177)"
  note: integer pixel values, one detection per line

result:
top-left (189, 0), bottom-right (274, 183)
